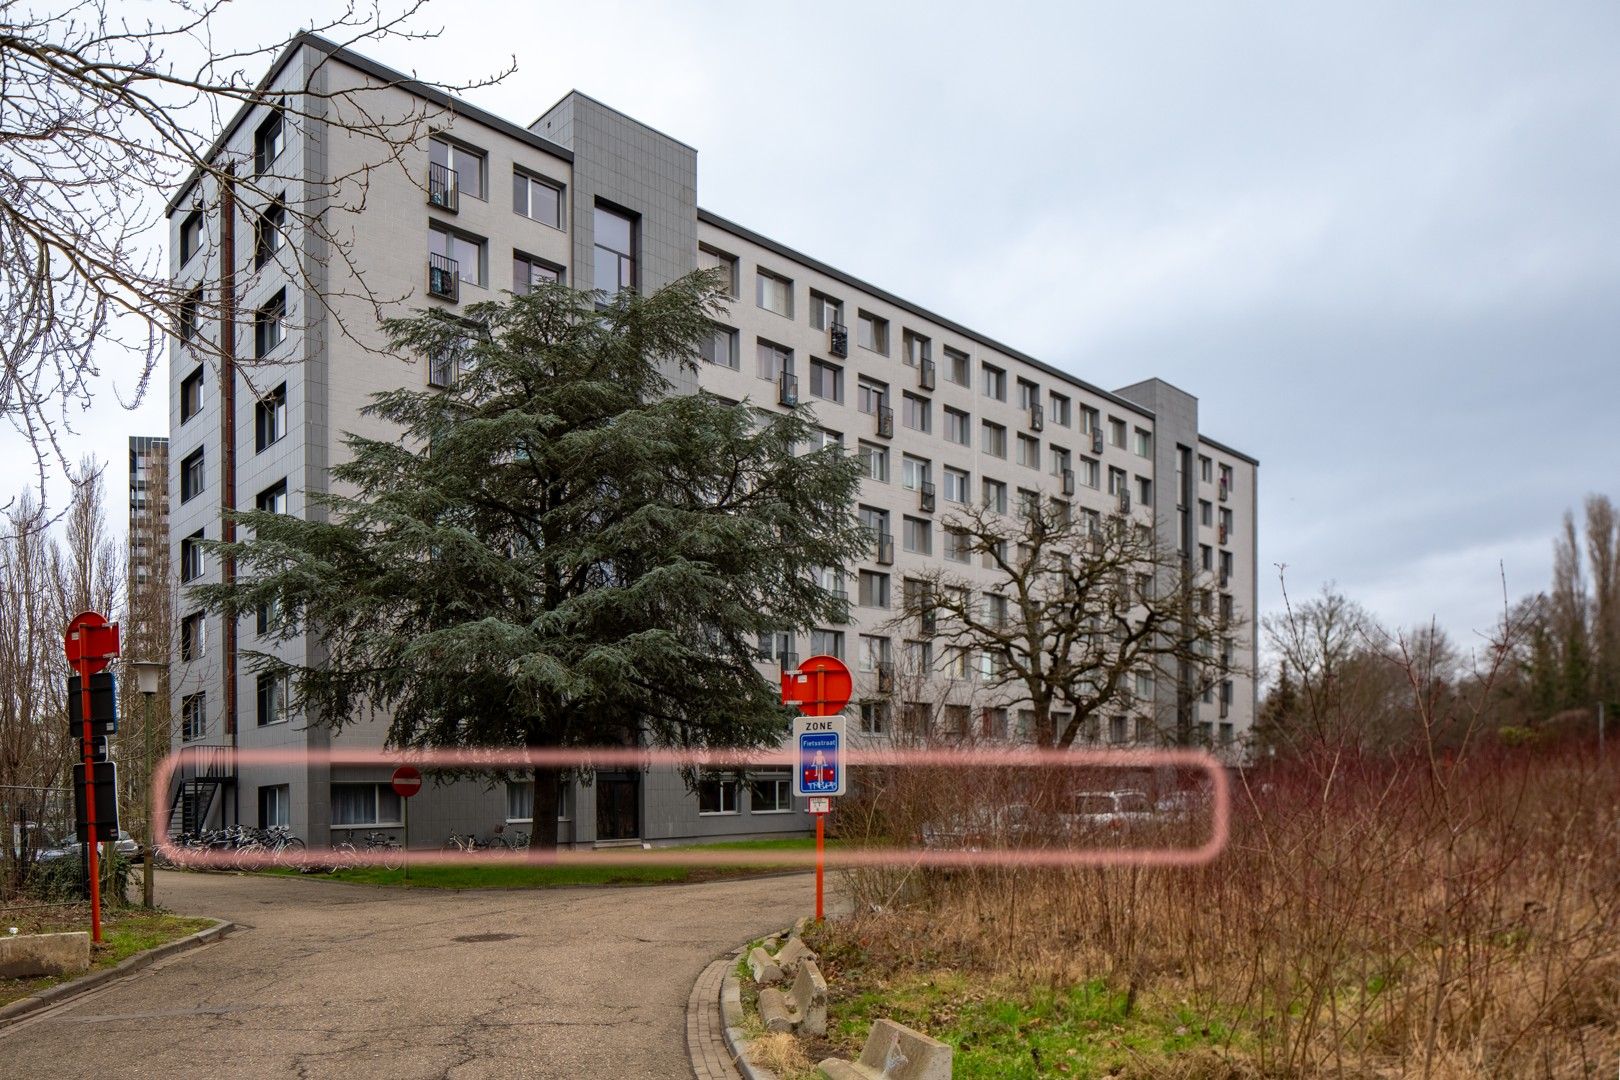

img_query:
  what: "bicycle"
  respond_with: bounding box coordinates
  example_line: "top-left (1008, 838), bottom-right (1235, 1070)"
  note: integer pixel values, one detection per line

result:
top-left (441, 831), bottom-right (490, 854)
top-left (359, 830), bottom-right (403, 871)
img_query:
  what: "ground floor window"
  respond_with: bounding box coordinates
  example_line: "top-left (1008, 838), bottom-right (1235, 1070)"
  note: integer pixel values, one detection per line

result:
top-left (749, 772), bottom-right (791, 813)
top-left (505, 780), bottom-right (571, 822)
top-left (698, 773), bottom-right (739, 815)
top-left (259, 784), bottom-right (289, 828)
top-left (330, 783), bottom-right (402, 827)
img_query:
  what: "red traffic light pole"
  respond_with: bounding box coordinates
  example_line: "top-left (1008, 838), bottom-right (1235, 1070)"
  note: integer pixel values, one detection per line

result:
top-left (65, 611), bottom-right (119, 944)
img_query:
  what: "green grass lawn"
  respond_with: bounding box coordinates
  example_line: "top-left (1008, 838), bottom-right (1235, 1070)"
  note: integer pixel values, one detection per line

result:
top-left (0, 910), bottom-right (217, 1008)
top-left (262, 835), bottom-right (831, 890)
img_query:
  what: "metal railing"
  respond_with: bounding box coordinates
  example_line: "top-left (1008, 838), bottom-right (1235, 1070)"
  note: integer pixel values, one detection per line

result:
top-left (428, 252), bottom-right (460, 301)
top-left (876, 404), bottom-right (894, 438)
top-left (428, 162), bottom-right (459, 212)
top-left (919, 358), bottom-right (936, 391)
top-left (828, 321), bottom-right (849, 358)
top-left (1028, 403), bottom-right (1044, 432)
top-left (777, 371), bottom-right (799, 407)
top-left (919, 481), bottom-right (936, 514)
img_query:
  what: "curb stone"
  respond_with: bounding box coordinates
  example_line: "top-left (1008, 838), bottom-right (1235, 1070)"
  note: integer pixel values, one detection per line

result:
top-left (0, 918), bottom-right (234, 1030)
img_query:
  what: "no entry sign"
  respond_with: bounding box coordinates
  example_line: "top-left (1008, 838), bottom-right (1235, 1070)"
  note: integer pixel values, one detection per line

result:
top-left (390, 766), bottom-right (423, 799)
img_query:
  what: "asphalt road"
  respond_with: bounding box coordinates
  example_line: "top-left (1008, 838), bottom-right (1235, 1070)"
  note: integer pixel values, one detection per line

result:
top-left (0, 868), bottom-right (815, 1079)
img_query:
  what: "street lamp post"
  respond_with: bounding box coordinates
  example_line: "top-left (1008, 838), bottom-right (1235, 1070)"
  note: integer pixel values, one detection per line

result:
top-left (130, 660), bottom-right (164, 909)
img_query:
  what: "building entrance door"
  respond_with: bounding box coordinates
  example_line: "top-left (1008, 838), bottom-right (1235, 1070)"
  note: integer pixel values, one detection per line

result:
top-left (594, 771), bottom-right (640, 841)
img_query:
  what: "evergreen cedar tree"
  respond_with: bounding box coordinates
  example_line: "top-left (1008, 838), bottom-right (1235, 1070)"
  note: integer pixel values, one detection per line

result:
top-left (197, 271), bottom-right (868, 851)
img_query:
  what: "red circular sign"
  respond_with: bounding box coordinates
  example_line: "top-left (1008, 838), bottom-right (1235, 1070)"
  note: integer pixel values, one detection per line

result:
top-left (391, 765), bottom-right (424, 798)
top-left (782, 654), bottom-right (853, 717)
top-left (64, 610), bottom-right (119, 676)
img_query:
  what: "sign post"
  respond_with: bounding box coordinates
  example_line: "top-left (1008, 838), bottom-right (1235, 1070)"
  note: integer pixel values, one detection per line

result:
top-left (64, 611), bottom-right (120, 944)
top-left (785, 655), bottom-right (851, 923)
top-left (391, 765), bottom-right (423, 881)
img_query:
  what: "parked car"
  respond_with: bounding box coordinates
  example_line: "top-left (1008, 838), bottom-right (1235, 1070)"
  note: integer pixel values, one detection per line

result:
top-left (34, 831), bottom-right (141, 862)
top-left (920, 803), bottom-right (1038, 851)
top-left (1058, 790), bottom-right (1156, 836)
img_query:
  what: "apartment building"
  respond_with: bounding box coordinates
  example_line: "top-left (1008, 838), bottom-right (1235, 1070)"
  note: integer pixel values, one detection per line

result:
top-left (164, 34), bottom-right (1258, 848)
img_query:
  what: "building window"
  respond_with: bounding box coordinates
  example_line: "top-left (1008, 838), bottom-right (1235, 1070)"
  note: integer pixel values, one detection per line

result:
top-left (259, 785), bottom-right (290, 828)
top-left (856, 310), bottom-right (888, 354)
top-left (944, 346), bottom-right (970, 386)
top-left (900, 455), bottom-right (931, 493)
top-left (178, 287), bottom-right (203, 343)
top-left (1201, 544), bottom-right (1214, 571)
top-left (1135, 428), bottom-right (1152, 458)
top-left (179, 211), bottom-right (204, 264)
top-left (504, 780), bottom-right (570, 823)
top-left (430, 136), bottom-right (485, 200)
top-left (981, 364), bottom-right (1006, 401)
top-left (697, 773), bottom-right (739, 815)
top-left (256, 671), bottom-right (289, 726)
top-left (903, 516), bottom-right (931, 555)
top-left (859, 633), bottom-right (891, 673)
top-left (255, 479), bottom-right (287, 515)
top-left (856, 377), bottom-right (888, 416)
top-left (982, 478), bottom-right (1007, 514)
top-left (943, 406), bottom-right (970, 446)
top-left (1079, 457), bottom-right (1100, 489)
top-left (756, 339), bottom-right (793, 383)
top-left (331, 784), bottom-right (404, 827)
top-left (810, 291), bottom-right (843, 331)
top-left (253, 199), bottom-right (286, 269)
top-left (1200, 499), bottom-right (1213, 527)
top-left (180, 612), bottom-right (206, 662)
top-left (810, 628), bottom-right (845, 658)
top-left (981, 421), bottom-right (1007, 458)
top-left (1017, 378), bottom-right (1041, 412)
top-left (255, 384), bottom-right (287, 452)
top-left (756, 269), bottom-right (793, 317)
top-left (257, 598), bottom-right (280, 637)
top-left (699, 324), bottom-right (739, 369)
top-left (1200, 455), bottom-right (1213, 483)
top-left (1109, 417), bottom-right (1127, 448)
top-left (944, 527), bottom-right (971, 563)
top-left (1109, 467), bottom-right (1128, 496)
top-left (593, 204), bottom-right (636, 294)
top-left (980, 707), bottom-right (1008, 740)
top-left (697, 244), bottom-right (738, 296)
top-left (180, 529), bottom-right (205, 582)
top-left (1049, 392), bottom-right (1072, 427)
top-left (943, 467), bottom-right (970, 504)
top-left (254, 106), bottom-right (285, 175)
top-left (809, 358), bottom-right (843, 402)
top-left (749, 773), bottom-right (791, 813)
top-left (901, 392), bottom-right (931, 433)
top-left (857, 442), bottom-right (889, 483)
top-left (512, 169), bottom-right (563, 228)
top-left (1137, 476), bottom-right (1153, 505)
top-left (513, 253), bottom-right (563, 294)
top-left (858, 570), bottom-right (890, 609)
top-left (859, 700), bottom-right (889, 735)
top-left (1016, 433), bottom-right (1040, 469)
top-left (1081, 406), bottom-right (1100, 435)
top-left (755, 630), bottom-right (796, 664)
top-left (181, 692), bottom-right (206, 742)
top-left (179, 448), bottom-right (205, 503)
top-left (180, 368), bottom-right (204, 424)
top-left (1050, 446), bottom-right (1072, 478)
top-left (254, 289), bottom-right (286, 357)
top-left (902, 330), bottom-right (931, 367)
top-left (430, 224), bottom-right (486, 287)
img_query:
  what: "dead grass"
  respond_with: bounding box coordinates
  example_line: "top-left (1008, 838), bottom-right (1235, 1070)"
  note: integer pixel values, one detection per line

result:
top-left (822, 740), bottom-right (1620, 1077)
top-left (748, 1031), bottom-right (815, 1078)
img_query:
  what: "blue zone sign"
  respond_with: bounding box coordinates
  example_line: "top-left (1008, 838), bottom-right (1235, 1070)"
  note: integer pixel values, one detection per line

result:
top-left (793, 716), bottom-right (846, 797)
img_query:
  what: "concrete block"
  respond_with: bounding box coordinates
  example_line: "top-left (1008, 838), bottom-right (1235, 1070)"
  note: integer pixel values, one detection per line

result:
top-left (758, 987), bottom-right (794, 1033)
top-left (773, 936), bottom-right (816, 976)
top-left (790, 958), bottom-right (828, 1036)
top-left (748, 946), bottom-right (782, 985)
top-left (818, 1018), bottom-right (953, 1080)
top-left (0, 932), bottom-right (91, 979)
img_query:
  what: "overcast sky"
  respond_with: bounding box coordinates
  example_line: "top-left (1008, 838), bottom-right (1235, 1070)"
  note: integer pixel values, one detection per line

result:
top-left (8, 0), bottom-right (1617, 656)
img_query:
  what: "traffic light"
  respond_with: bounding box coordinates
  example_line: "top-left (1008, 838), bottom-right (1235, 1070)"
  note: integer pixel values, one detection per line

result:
top-left (67, 671), bottom-right (118, 735)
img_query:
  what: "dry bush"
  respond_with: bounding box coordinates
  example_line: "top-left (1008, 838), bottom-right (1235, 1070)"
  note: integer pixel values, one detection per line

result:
top-left (831, 739), bottom-right (1620, 1077)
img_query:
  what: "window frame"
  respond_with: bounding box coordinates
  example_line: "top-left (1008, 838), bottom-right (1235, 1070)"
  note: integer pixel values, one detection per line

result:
top-left (512, 167), bottom-right (565, 229)
top-left (255, 383), bottom-right (287, 452)
top-left (180, 367), bottom-right (205, 424)
top-left (755, 268), bottom-right (794, 318)
top-left (330, 783), bottom-right (404, 829)
top-left (179, 448), bottom-right (205, 503)
top-left (856, 310), bottom-right (889, 355)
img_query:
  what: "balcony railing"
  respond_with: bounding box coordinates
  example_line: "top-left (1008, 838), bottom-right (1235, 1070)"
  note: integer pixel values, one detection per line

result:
top-left (428, 252), bottom-right (460, 301)
top-left (919, 481), bottom-right (936, 514)
top-left (919, 358), bottom-right (936, 391)
top-left (427, 162), bottom-right (459, 213)
top-left (874, 531), bottom-right (894, 566)
top-left (1218, 522), bottom-right (1228, 545)
top-left (1091, 427), bottom-right (1105, 454)
top-left (828, 321), bottom-right (849, 358)
top-left (1117, 489), bottom-right (1131, 514)
top-left (920, 608), bottom-right (937, 637)
top-left (179, 743), bottom-right (236, 780)
top-left (1062, 468), bottom-right (1076, 496)
top-left (1219, 479), bottom-right (1229, 502)
top-left (876, 404), bottom-right (894, 439)
top-left (777, 371), bottom-right (799, 407)
top-left (876, 662), bottom-right (896, 694)
top-left (1028, 403), bottom-right (1044, 432)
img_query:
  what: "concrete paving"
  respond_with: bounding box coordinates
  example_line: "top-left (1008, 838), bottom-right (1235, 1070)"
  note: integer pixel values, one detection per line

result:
top-left (0, 868), bottom-right (814, 1078)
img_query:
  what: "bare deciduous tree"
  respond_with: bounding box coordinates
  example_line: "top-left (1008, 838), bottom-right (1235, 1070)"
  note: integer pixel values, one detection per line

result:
top-left (899, 500), bottom-right (1231, 749)
top-left (0, 0), bottom-right (512, 496)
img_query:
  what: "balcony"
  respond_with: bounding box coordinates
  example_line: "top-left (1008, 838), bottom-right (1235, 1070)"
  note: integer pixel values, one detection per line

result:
top-left (1218, 522), bottom-right (1229, 545)
top-left (1062, 468), bottom-right (1076, 496)
top-left (919, 481), bottom-right (936, 514)
top-left (1219, 479), bottom-right (1229, 502)
top-left (918, 358), bottom-right (936, 391)
top-left (874, 531), bottom-right (894, 566)
top-left (876, 662), bottom-right (896, 694)
top-left (1091, 428), bottom-right (1104, 454)
top-left (920, 608), bottom-right (937, 637)
top-left (427, 162), bottom-right (459, 213)
top-left (1028, 403), bottom-right (1044, 432)
top-left (1219, 568), bottom-right (1230, 589)
top-left (1117, 489), bottom-right (1131, 514)
top-left (828, 321), bottom-right (849, 358)
top-left (777, 371), bottom-right (799, 408)
top-left (876, 404), bottom-right (894, 439)
top-left (428, 253), bottom-right (459, 301)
